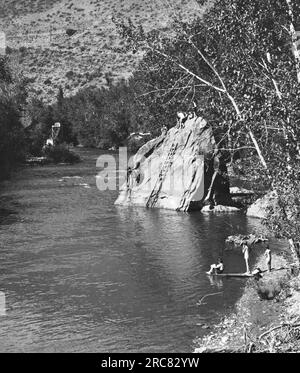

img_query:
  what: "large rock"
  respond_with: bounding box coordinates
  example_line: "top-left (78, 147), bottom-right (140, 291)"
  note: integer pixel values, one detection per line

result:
top-left (246, 191), bottom-right (278, 219)
top-left (115, 117), bottom-right (232, 211)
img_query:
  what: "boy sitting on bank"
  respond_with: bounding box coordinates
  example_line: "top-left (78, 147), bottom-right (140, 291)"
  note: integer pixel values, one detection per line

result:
top-left (207, 258), bottom-right (224, 275)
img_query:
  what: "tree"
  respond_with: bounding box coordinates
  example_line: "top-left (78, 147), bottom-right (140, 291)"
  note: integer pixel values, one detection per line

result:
top-left (25, 98), bottom-right (54, 155)
top-left (53, 86), bottom-right (77, 145)
top-left (0, 56), bottom-right (27, 179)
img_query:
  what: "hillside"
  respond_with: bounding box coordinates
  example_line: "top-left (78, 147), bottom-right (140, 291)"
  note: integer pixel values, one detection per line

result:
top-left (0, 0), bottom-right (206, 103)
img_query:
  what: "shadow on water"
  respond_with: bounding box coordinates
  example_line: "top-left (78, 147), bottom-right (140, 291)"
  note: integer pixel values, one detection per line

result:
top-left (0, 149), bottom-right (266, 352)
top-left (0, 196), bottom-right (19, 225)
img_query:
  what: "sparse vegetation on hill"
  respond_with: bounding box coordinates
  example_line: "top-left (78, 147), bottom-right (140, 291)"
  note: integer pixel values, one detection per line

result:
top-left (0, 0), bottom-right (207, 103)
top-left (0, 0), bottom-right (61, 18)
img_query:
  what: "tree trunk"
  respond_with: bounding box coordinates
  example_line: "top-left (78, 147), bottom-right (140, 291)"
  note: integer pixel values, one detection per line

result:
top-left (225, 92), bottom-right (268, 170)
top-left (286, 0), bottom-right (300, 83)
top-left (288, 238), bottom-right (300, 265)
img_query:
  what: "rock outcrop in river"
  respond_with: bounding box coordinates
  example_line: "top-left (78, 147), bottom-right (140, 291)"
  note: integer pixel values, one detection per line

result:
top-left (115, 116), bottom-right (233, 211)
top-left (246, 191), bottom-right (279, 219)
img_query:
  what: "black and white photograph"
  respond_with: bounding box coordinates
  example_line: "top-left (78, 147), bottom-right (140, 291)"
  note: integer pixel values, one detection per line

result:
top-left (0, 0), bottom-right (300, 356)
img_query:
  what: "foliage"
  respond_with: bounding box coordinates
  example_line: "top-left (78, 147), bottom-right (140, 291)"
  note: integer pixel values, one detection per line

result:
top-left (0, 56), bottom-right (27, 180)
top-left (255, 278), bottom-right (284, 300)
top-left (25, 98), bottom-right (55, 155)
top-left (46, 80), bottom-right (149, 149)
top-left (265, 162), bottom-right (300, 242)
top-left (25, 86), bottom-right (78, 155)
top-left (42, 144), bottom-right (80, 164)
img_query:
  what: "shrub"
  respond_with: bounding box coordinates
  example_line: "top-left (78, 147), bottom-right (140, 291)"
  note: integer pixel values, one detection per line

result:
top-left (0, 57), bottom-right (27, 179)
top-left (256, 279), bottom-right (283, 300)
top-left (42, 144), bottom-right (80, 164)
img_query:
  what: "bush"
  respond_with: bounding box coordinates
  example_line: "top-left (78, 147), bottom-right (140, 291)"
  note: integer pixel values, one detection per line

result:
top-left (42, 144), bottom-right (80, 164)
top-left (256, 279), bottom-right (283, 300)
top-left (97, 138), bottom-right (113, 150)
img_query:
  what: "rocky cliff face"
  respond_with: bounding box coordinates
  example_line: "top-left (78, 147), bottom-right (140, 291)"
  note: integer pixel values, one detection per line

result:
top-left (115, 116), bottom-right (232, 211)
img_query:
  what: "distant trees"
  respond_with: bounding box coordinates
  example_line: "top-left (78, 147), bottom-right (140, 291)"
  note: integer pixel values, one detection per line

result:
top-left (25, 79), bottom-right (146, 150)
top-left (55, 79), bottom-right (147, 149)
top-left (25, 98), bottom-right (54, 155)
top-left (0, 57), bottom-right (27, 180)
top-left (26, 86), bottom-right (77, 155)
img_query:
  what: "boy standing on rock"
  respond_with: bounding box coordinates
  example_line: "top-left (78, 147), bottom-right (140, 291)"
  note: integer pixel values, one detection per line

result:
top-left (242, 243), bottom-right (250, 274)
top-left (265, 246), bottom-right (272, 272)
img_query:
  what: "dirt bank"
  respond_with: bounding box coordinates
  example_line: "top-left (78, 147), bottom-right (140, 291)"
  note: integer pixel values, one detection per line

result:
top-left (194, 250), bottom-right (300, 353)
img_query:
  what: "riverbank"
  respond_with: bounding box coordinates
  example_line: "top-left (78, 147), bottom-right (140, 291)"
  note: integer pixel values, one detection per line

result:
top-left (194, 247), bottom-right (300, 353)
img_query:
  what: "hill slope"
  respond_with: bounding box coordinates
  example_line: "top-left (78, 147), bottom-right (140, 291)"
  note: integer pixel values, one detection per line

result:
top-left (0, 0), bottom-right (206, 103)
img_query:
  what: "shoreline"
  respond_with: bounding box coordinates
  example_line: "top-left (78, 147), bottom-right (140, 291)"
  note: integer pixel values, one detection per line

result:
top-left (194, 245), bottom-right (300, 353)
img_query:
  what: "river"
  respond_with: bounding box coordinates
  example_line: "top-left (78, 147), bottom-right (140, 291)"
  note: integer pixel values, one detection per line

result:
top-left (0, 149), bottom-right (263, 352)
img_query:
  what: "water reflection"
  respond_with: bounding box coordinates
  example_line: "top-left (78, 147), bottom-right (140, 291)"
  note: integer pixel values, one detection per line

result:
top-left (207, 276), bottom-right (224, 289)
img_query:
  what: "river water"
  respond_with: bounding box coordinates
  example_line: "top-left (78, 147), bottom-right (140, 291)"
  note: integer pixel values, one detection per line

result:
top-left (0, 149), bottom-right (263, 352)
